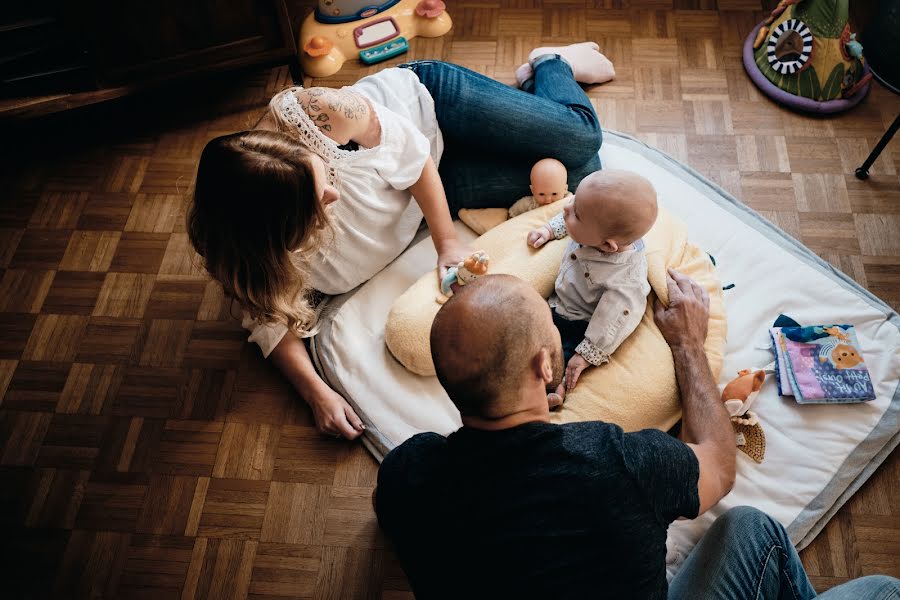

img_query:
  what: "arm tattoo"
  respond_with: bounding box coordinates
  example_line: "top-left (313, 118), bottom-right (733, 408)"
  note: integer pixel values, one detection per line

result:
top-left (297, 88), bottom-right (368, 134)
top-left (326, 89), bottom-right (368, 120)
top-left (298, 88), bottom-right (332, 132)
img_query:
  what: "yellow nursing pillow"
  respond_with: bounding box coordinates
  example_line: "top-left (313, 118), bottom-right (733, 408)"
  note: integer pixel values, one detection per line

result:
top-left (385, 197), bottom-right (727, 432)
top-left (457, 207), bottom-right (509, 235)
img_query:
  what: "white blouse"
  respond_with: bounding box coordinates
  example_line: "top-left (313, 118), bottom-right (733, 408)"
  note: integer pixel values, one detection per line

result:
top-left (243, 67), bottom-right (444, 357)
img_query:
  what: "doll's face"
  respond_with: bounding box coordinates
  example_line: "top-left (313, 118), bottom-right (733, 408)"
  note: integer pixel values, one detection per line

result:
top-left (530, 160), bottom-right (569, 206)
top-left (530, 178), bottom-right (569, 205)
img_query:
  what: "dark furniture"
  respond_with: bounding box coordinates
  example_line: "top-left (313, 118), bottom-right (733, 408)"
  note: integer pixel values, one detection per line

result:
top-left (1, 1), bottom-right (301, 122)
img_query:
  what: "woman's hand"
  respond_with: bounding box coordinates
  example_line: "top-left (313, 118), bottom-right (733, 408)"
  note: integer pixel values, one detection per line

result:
top-left (269, 333), bottom-right (365, 441)
top-left (436, 237), bottom-right (474, 282)
top-left (309, 387), bottom-right (366, 440)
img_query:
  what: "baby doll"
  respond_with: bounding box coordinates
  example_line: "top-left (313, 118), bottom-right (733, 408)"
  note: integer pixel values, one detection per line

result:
top-left (456, 159), bottom-right (573, 236)
top-left (508, 158), bottom-right (573, 218)
top-left (527, 169), bottom-right (658, 408)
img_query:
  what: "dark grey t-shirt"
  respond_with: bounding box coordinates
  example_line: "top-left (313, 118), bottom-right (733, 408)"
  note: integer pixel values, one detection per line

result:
top-left (375, 420), bottom-right (700, 600)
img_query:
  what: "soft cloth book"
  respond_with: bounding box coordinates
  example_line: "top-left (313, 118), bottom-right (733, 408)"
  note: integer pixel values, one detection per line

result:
top-left (769, 327), bottom-right (793, 396)
top-left (769, 324), bottom-right (875, 404)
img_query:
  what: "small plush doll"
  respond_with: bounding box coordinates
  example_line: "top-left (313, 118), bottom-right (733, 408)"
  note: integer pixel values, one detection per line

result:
top-left (721, 369), bottom-right (767, 463)
top-left (437, 251), bottom-right (490, 304)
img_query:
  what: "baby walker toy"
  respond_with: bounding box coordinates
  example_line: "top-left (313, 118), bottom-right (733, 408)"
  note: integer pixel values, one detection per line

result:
top-left (299, 0), bottom-right (452, 78)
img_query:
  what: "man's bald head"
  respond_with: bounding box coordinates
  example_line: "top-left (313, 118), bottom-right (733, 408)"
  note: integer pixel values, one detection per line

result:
top-left (431, 275), bottom-right (563, 418)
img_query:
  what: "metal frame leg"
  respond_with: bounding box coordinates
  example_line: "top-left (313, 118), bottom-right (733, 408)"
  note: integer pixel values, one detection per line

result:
top-left (856, 113), bottom-right (900, 180)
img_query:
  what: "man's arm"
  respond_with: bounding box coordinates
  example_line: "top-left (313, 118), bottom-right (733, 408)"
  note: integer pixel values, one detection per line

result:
top-left (654, 269), bottom-right (736, 514)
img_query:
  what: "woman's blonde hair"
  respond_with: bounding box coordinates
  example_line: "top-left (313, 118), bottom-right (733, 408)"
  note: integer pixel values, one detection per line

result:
top-left (188, 128), bottom-right (329, 335)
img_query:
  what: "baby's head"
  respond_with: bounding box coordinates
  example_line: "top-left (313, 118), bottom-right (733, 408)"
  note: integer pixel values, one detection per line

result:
top-left (564, 169), bottom-right (658, 252)
top-left (530, 158), bottom-right (569, 206)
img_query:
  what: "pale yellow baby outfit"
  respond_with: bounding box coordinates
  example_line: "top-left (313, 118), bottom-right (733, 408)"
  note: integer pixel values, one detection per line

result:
top-left (546, 212), bottom-right (650, 366)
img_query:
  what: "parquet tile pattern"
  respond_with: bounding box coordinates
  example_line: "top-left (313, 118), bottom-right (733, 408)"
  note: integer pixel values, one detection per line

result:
top-left (1, 1), bottom-right (898, 597)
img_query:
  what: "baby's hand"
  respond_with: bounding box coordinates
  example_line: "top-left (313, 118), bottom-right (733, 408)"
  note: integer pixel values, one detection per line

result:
top-left (527, 225), bottom-right (553, 249)
top-left (565, 354), bottom-right (592, 392)
top-left (547, 391), bottom-right (564, 411)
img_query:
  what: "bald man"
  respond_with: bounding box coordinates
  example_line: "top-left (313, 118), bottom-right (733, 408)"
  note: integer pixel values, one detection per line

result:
top-left (374, 274), bottom-right (897, 599)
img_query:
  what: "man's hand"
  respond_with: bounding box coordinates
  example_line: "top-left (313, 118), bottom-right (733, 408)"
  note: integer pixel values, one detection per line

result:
top-left (653, 269), bottom-right (710, 351)
top-left (656, 270), bottom-right (734, 514)
top-left (527, 225), bottom-right (553, 249)
top-left (565, 353), bottom-right (592, 392)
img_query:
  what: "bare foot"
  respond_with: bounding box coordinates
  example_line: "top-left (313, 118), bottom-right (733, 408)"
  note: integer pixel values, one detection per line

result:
top-left (522, 41), bottom-right (615, 85)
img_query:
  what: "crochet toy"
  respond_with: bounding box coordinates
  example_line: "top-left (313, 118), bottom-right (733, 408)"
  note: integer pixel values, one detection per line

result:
top-left (437, 251), bottom-right (490, 304)
top-left (742, 0), bottom-right (871, 114)
top-left (722, 369), bottom-right (767, 463)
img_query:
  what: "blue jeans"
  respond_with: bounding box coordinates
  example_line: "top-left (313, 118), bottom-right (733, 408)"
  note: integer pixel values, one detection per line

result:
top-left (669, 506), bottom-right (900, 599)
top-left (398, 58), bottom-right (602, 216)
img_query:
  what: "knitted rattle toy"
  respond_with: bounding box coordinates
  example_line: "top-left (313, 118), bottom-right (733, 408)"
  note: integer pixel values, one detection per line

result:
top-left (721, 369), bottom-right (767, 463)
top-left (437, 251), bottom-right (490, 304)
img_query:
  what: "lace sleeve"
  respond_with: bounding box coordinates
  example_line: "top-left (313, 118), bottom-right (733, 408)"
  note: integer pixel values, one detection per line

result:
top-left (275, 89), bottom-right (354, 186)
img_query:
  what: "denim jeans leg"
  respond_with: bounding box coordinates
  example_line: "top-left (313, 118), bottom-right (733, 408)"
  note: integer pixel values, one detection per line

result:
top-left (668, 506), bottom-right (817, 600)
top-left (816, 575), bottom-right (900, 599)
top-left (397, 60), bottom-right (602, 213)
top-left (439, 150), bottom-right (601, 215)
top-left (398, 60), bottom-right (602, 168)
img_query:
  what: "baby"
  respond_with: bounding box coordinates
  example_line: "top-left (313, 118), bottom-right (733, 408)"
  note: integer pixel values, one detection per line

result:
top-left (508, 158), bottom-right (573, 218)
top-left (527, 169), bottom-right (658, 407)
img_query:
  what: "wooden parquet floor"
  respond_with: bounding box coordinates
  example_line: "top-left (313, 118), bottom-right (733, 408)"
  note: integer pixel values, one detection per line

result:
top-left (1, 1), bottom-right (898, 598)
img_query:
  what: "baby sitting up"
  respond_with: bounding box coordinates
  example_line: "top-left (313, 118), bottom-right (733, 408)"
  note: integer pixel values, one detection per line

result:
top-left (527, 169), bottom-right (658, 408)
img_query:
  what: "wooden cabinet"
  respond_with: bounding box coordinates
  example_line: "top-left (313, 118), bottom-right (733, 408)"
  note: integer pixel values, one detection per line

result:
top-left (1, 0), bottom-right (301, 121)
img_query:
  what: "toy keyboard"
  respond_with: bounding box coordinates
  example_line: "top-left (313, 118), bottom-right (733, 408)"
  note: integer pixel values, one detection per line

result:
top-left (359, 36), bottom-right (409, 65)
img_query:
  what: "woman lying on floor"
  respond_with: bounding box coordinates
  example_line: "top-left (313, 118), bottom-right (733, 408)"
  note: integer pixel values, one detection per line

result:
top-left (188, 43), bottom-right (615, 438)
